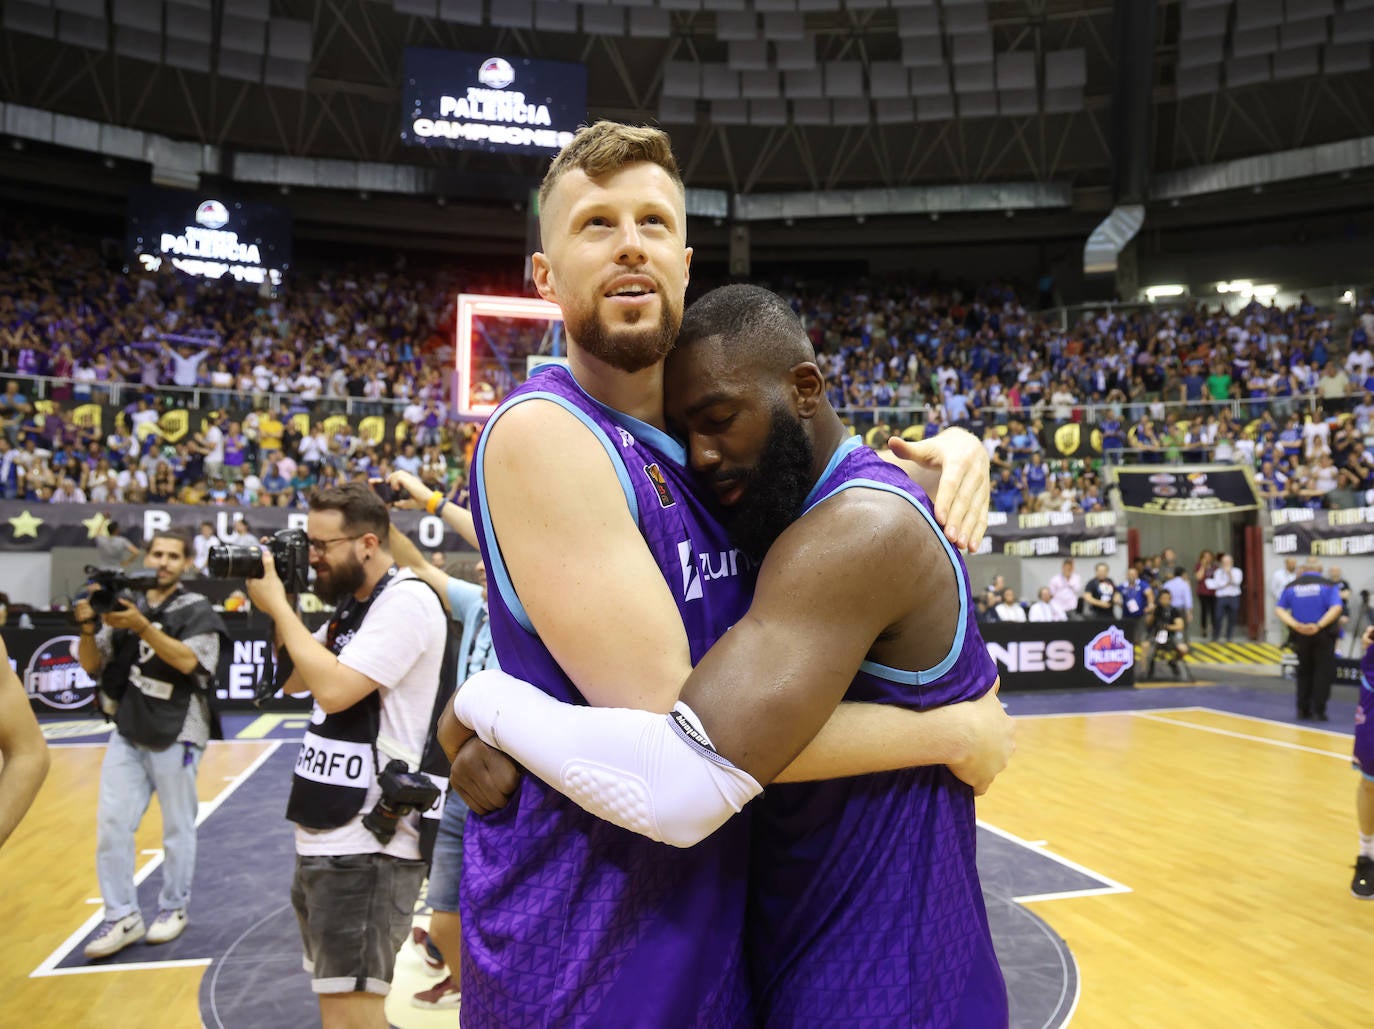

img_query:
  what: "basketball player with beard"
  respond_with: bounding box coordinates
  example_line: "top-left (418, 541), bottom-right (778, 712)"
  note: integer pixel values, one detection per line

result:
top-left (446, 122), bottom-right (1008, 1027)
top-left (454, 284), bottom-right (1009, 1026)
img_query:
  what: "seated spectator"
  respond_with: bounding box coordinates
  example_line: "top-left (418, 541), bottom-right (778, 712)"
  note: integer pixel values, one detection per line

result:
top-left (1028, 587), bottom-right (1064, 622)
top-left (993, 588), bottom-right (1027, 622)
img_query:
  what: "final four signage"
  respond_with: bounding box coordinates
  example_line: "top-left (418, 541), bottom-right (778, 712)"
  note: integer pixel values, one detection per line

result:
top-left (400, 48), bottom-right (587, 156)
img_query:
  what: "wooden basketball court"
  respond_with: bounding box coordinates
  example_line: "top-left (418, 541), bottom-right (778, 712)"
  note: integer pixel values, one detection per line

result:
top-left (2, 683), bottom-right (1370, 1027)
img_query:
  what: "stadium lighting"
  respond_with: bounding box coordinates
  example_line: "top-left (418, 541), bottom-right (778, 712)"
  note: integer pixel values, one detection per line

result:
top-left (1144, 284), bottom-right (1186, 300)
top-left (1341, 290), bottom-right (1356, 304)
top-left (1251, 285), bottom-right (1278, 300)
top-left (1216, 280), bottom-right (1253, 294)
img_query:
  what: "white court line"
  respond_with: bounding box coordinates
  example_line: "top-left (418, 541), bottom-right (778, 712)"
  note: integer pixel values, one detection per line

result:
top-left (48, 737), bottom-right (273, 749)
top-left (1010, 707), bottom-right (1193, 720)
top-left (1132, 711), bottom-right (1353, 759)
top-left (35, 959), bottom-right (212, 978)
top-left (1170, 706), bottom-right (1355, 739)
top-left (31, 740), bottom-right (281, 979)
top-left (977, 820), bottom-right (1132, 901)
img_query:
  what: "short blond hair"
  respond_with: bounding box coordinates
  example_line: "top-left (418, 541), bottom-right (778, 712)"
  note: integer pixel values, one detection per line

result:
top-left (538, 121), bottom-right (684, 214)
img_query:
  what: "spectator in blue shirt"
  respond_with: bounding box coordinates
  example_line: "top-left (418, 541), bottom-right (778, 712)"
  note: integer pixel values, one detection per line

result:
top-left (991, 468), bottom-right (1024, 514)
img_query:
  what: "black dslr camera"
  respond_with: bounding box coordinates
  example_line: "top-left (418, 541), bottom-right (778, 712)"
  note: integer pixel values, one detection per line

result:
top-left (362, 759), bottom-right (442, 845)
top-left (206, 528), bottom-right (310, 593)
top-left (77, 566), bottom-right (161, 616)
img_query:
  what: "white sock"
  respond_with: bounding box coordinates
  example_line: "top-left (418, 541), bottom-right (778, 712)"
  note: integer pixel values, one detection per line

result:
top-left (1360, 832), bottom-right (1374, 858)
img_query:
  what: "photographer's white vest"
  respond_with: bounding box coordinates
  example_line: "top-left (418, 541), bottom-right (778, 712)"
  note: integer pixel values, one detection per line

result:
top-left (285, 566), bottom-right (456, 861)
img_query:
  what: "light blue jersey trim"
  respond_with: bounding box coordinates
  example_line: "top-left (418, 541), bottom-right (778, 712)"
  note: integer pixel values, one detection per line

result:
top-left (566, 372), bottom-right (689, 467)
top-left (803, 435), bottom-right (864, 509)
top-left (809, 475), bottom-right (969, 686)
top-left (474, 391), bottom-right (640, 633)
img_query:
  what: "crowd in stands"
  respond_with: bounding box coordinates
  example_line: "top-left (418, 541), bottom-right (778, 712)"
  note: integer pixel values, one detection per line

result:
top-left (1, 216), bottom-right (1372, 512)
top-left (0, 220), bottom-right (517, 507)
top-left (776, 278), bottom-right (1374, 515)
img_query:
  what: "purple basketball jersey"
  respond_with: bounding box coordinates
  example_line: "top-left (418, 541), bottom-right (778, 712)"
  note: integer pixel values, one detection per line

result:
top-left (1356, 648), bottom-right (1374, 779)
top-left (463, 365), bottom-right (755, 1028)
top-left (748, 437), bottom-right (1008, 1028)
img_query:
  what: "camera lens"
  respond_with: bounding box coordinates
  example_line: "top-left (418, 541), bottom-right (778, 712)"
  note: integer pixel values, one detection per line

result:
top-left (206, 543), bottom-right (266, 580)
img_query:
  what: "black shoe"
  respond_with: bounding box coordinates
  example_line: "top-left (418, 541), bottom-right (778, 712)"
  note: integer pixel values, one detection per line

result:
top-left (1314, 711), bottom-right (1329, 722)
top-left (1169, 660), bottom-right (1181, 679)
top-left (1297, 710), bottom-right (1312, 721)
top-left (1146, 660), bottom-right (1156, 680)
top-left (1354, 856), bottom-right (1374, 899)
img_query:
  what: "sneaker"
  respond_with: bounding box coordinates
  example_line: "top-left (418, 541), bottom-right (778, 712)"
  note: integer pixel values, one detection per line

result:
top-left (1354, 856), bottom-right (1374, 899)
top-left (146, 908), bottom-right (188, 945)
top-left (412, 974), bottom-right (462, 1009)
top-left (84, 913), bottom-right (146, 959)
top-left (409, 926), bottom-right (445, 972)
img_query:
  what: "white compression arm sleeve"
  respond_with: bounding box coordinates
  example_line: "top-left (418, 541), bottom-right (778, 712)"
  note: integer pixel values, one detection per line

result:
top-left (454, 669), bottom-right (762, 848)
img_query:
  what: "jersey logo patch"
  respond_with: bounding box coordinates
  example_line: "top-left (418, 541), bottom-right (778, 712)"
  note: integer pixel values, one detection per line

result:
top-left (644, 463), bottom-right (675, 508)
top-left (678, 540), bottom-right (703, 602)
top-left (617, 427), bottom-right (635, 448)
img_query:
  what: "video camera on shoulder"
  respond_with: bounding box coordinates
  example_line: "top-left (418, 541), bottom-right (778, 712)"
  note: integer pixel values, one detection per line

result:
top-left (76, 566), bottom-right (161, 617)
top-left (206, 528), bottom-right (310, 593)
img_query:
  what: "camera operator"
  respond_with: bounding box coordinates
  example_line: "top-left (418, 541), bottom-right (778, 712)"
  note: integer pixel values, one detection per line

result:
top-left (73, 529), bottom-right (227, 959)
top-left (244, 482), bottom-right (448, 1029)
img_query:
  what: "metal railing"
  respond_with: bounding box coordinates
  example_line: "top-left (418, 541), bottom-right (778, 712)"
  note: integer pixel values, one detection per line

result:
top-left (0, 370), bottom-right (453, 419)
top-left (836, 390), bottom-right (1326, 435)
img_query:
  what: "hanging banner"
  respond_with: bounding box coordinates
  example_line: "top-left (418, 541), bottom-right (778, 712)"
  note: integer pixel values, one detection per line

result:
top-left (976, 510), bottom-right (1118, 558)
top-left (1041, 421), bottom-right (1105, 460)
top-left (1114, 465), bottom-right (1260, 515)
top-left (1271, 507), bottom-right (1374, 557)
top-left (0, 501), bottom-right (478, 554)
top-left (23, 396), bottom-right (411, 450)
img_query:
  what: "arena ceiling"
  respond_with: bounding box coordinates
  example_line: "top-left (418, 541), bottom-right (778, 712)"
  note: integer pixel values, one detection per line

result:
top-left (2, 0), bottom-right (1373, 200)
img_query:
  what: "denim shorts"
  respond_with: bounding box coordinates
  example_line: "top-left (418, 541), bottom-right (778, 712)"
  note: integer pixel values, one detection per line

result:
top-left (291, 852), bottom-right (427, 995)
top-left (424, 791), bottom-right (470, 913)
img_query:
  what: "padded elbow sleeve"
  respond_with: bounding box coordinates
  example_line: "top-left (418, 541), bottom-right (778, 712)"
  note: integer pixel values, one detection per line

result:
top-left (454, 669), bottom-right (761, 847)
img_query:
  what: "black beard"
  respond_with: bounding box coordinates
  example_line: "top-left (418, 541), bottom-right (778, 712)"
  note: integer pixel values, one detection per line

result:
top-left (722, 409), bottom-right (815, 561)
top-left (568, 299), bottom-right (678, 374)
top-left (313, 554), bottom-right (365, 605)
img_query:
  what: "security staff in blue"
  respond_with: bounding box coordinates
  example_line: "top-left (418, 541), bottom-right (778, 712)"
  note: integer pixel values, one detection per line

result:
top-left (1275, 558), bottom-right (1345, 721)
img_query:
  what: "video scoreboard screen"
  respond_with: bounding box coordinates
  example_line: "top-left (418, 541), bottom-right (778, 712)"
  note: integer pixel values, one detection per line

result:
top-left (401, 48), bottom-right (587, 157)
top-left (127, 186), bottom-right (291, 287)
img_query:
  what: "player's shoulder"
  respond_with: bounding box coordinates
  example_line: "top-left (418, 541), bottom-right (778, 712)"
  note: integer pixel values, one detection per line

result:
top-left (481, 378), bottom-right (613, 457)
top-left (787, 482), bottom-right (940, 568)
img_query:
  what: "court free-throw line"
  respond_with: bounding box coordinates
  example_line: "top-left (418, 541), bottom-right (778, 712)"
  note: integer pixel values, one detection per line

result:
top-left (30, 741), bottom-right (282, 979)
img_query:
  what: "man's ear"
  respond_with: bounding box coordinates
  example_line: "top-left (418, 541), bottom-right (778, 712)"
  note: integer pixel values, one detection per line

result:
top-left (530, 252), bottom-right (556, 304)
top-left (791, 362), bottom-right (825, 418)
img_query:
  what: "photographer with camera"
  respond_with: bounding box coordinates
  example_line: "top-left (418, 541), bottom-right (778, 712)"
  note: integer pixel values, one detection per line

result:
top-left (73, 529), bottom-right (227, 959)
top-left (243, 482), bottom-right (449, 1029)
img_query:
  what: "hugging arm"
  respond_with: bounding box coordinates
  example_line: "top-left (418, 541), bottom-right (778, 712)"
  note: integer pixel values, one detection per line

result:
top-left (456, 492), bottom-right (1012, 844)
